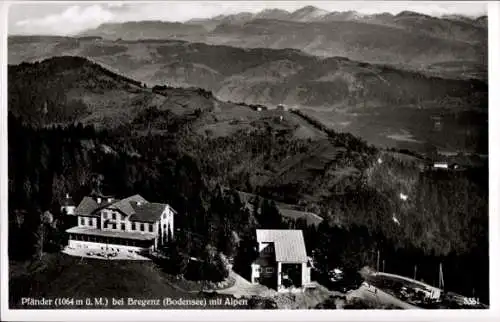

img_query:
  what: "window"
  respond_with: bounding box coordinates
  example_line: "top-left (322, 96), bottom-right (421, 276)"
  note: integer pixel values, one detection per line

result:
top-left (266, 267), bottom-right (274, 273)
top-left (140, 223), bottom-right (144, 232)
top-left (163, 213), bottom-right (166, 219)
top-left (104, 222), bottom-right (108, 229)
top-left (80, 217), bottom-right (85, 226)
top-left (132, 222), bottom-right (136, 231)
top-left (121, 223), bottom-right (126, 231)
top-left (112, 213), bottom-right (116, 220)
top-left (91, 218), bottom-right (96, 227)
top-left (112, 223), bottom-right (117, 229)
top-left (149, 224), bottom-right (154, 232)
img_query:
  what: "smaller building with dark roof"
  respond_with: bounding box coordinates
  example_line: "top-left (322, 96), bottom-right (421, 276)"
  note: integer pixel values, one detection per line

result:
top-left (65, 194), bottom-right (176, 255)
top-left (61, 193), bottom-right (76, 215)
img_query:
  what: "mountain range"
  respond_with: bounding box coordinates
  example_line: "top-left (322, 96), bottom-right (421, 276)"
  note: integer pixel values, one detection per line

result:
top-left (77, 7), bottom-right (487, 72)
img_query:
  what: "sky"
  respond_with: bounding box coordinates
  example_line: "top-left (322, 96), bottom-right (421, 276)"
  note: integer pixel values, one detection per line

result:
top-left (8, 1), bottom-right (489, 36)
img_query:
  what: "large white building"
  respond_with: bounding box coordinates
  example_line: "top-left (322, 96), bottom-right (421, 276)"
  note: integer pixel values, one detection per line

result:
top-left (64, 194), bottom-right (175, 254)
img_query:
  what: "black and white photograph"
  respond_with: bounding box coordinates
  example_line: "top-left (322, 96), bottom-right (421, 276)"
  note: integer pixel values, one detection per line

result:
top-left (1, 0), bottom-right (498, 320)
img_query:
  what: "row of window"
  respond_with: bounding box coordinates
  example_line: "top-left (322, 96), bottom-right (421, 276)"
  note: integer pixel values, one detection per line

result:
top-left (78, 216), bottom-right (155, 232)
top-left (102, 221), bottom-right (154, 232)
top-left (69, 234), bottom-right (152, 247)
top-left (102, 211), bottom-right (124, 221)
top-left (103, 210), bottom-right (169, 221)
top-left (259, 267), bottom-right (274, 273)
top-left (80, 217), bottom-right (97, 227)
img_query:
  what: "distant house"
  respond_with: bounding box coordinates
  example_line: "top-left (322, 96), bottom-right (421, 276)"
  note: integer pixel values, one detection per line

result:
top-left (61, 193), bottom-right (76, 215)
top-left (251, 229), bottom-right (312, 292)
top-left (276, 104), bottom-right (288, 111)
top-left (65, 193), bottom-right (176, 255)
top-left (250, 104), bottom-right (267, 111)
top-left (433, 162), bottom-right (448, 169)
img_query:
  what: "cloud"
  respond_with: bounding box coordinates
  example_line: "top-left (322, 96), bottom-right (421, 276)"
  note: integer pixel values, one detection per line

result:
top-left (9, 1), bottom-right (488, 36)
top-left (15, 5), bottom-right (115, 35)
top-left (106, 3), bottom-right (125, 8)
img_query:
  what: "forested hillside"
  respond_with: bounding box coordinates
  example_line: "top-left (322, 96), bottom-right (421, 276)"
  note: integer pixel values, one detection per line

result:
top-left (8, 58), bottom-right (489, 303)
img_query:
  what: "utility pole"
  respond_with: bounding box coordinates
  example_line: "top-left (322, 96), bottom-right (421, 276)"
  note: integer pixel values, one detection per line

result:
top-left (376, 250), bottom-right (380, 272)
top-left (439, 263), bottom-right (444, 290)
top-left (414, 265), bottom-right (418, 280)
top-left (382, 260), bottom-right (385, 273)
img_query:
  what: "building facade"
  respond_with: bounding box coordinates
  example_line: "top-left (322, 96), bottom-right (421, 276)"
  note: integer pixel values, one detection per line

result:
top-left (61, 193), bottom-right (76, 215)
top-left (65, 194), bottom-right (175, 254)
top-left (251, 229), bottom-right (312, 292)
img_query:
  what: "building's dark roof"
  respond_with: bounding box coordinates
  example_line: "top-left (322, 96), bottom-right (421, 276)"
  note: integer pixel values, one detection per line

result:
top-left (130, 202), bottom-right (167, 222)
top-left (256, 229), bottom-right (308, 263)
top-left (74, 194), bottom-right (168, 222)
top-left (75, 197), bottom-right (99, 216)
top-left (277, 207), bottom-right (323, 227)
top-left (108, 194), bottom-right (148, 216)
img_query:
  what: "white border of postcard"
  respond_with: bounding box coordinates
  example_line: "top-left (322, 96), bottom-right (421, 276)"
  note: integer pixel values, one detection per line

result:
top-left (1, 1), bottom-right (499, 321)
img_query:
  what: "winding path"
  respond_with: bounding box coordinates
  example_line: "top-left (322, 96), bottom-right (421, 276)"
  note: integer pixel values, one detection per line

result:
top-left (216, 270), bottom-right (277, 298)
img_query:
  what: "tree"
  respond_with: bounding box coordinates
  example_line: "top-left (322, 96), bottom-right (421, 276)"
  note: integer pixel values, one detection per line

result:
top-left (200, 245), bottom-right (229, 283)
top-left (167, 242), bottom-right (188, 276)
top-left (31, 210), bottom-right (52, 261)
top-left (233, 234), bottom-right (258, 280)
top-left (259, 200), bottom-right (284, 229)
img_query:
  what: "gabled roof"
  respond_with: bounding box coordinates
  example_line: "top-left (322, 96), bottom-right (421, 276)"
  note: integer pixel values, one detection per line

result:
top-left (74, 194), bottom-right (169, 222)
top-left (256, 229), bottom-right (308, 263)
top-left (74, 197), bottom-right (99, 216)
top-left (130, 202), bottom-right (168, 222)
top-left (108, 194), bottom-right (148, 216)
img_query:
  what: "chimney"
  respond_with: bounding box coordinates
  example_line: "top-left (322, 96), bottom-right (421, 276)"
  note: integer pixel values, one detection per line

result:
top-left (107, 197), bottom-right (114, 203)
top-left (97, 197), bottom-right (102, 204)
top-left (66, 193), bottom-right (70, 199)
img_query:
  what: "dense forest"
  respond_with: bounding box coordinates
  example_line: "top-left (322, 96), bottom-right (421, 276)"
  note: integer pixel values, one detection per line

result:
top-left (8, 106), bottom-right (489, 303)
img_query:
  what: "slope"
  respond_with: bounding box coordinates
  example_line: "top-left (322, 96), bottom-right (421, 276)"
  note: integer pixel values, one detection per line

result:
top-left (7, 56), bottom-right (218, 128)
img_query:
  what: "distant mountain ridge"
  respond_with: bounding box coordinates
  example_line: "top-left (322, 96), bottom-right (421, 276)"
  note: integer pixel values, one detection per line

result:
top-left (76, 6), bottom-right (486, 72)
top-left (183, 7), bottom-right (486, 26)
